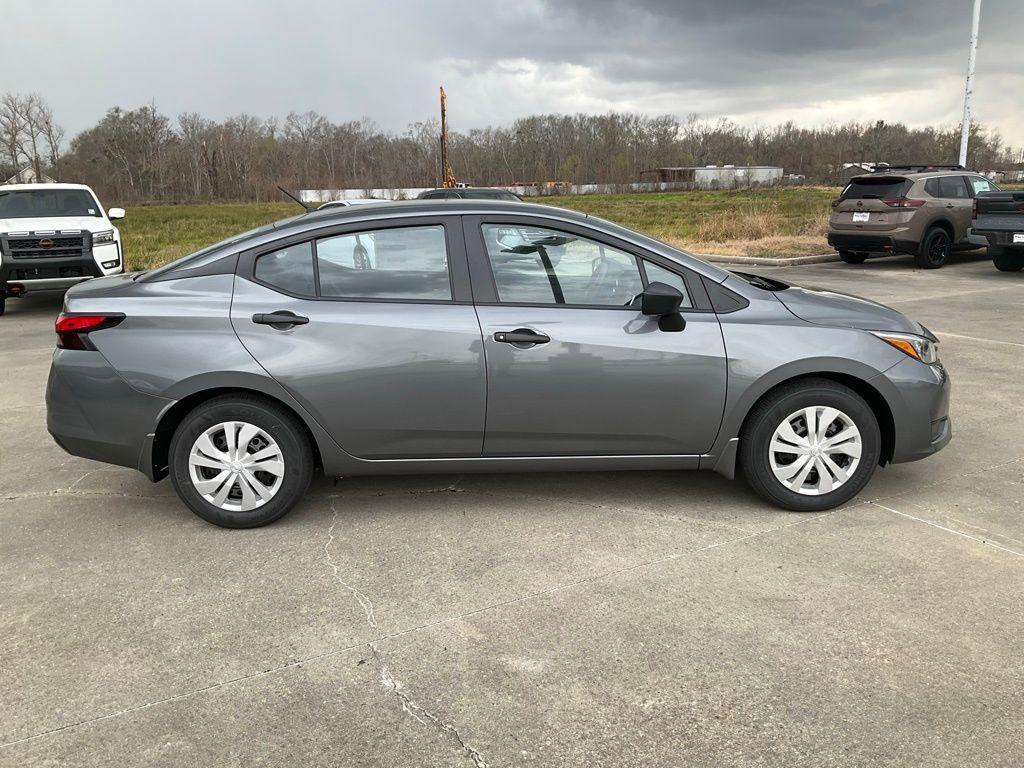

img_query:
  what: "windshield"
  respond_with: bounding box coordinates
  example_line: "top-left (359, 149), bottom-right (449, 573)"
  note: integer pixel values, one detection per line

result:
top-left (0, 188), bottom-right (103, 219)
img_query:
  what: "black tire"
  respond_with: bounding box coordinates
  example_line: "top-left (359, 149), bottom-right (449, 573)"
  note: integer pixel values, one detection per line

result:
top-left (169, 395), bottom-right (314, 528)
top-left (991, 246), bottom-right (1024, 272)
top-left (0, 295), bottom-right (5, 316)
top-left (915, 227), bottom-right (951, 269)
top-left (838, 250), bottom-right (868, 264)
top-left (739, 378), bottom-right (881, 512)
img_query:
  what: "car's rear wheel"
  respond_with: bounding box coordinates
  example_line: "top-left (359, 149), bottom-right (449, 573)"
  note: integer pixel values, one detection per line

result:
top-left (169, 395), bottom-right (313, 528)
top-left (740, 379), bottom-right (880, 512)
top-left (991, 246), bottom-right (1024, 272)
top-left (915, 227), bottom-right (951, 269)
top-left (838, 250), bottom-right (868, 264)
top-left (0, 295), bottom-right (5, 316)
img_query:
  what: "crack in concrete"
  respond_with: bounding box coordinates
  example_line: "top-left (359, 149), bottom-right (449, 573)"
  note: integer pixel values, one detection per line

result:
top-left (323, 504), bottom-right (490, 768)
top-left (867, 501), bottom-right (1024, 559)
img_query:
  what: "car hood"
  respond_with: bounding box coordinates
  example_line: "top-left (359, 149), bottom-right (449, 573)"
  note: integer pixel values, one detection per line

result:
top-left (0, 216), bottom-right (108, 233)
top-left (775, 284), bottom-right (930, 337)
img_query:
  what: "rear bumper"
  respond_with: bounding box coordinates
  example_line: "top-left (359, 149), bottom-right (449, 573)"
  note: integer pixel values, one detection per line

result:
top-left (873, 357), bottom-right (952, 464)
top-left (46, 349), bottom-right (172, 479)
top-left (827, 232), bottom-right (917, 255)
top-left (968, 227), bottom-right (1024, 249)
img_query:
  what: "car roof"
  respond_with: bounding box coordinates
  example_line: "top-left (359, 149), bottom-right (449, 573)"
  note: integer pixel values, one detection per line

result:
top-left (152, 198), bottom-right (730, 284)
top-left (0, 182), bottom-right (97, 192)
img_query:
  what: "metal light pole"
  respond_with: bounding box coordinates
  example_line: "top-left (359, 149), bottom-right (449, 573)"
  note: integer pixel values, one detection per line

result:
top-left (958, 0), bottom-right (982, 168)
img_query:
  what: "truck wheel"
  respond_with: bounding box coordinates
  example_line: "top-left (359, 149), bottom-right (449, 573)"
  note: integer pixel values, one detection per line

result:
top-left (0, 295), bottom-right (5, 316)
top-left (168, 395), bottom-right (314, 528)
top-left (915, 227), bottom-right (951, 269)
top-left (739, 378), bottom-right (880, 512)
top-left (838, 250), bottom-right (868, 264)
top-left (991, 247), bottom-right (1024, 272)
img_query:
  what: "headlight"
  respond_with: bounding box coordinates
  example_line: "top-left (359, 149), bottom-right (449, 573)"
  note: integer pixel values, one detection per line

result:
top-left (872, 331), bottom-right (939, 364)
top-left (93, 230), bottom-right (115, 245)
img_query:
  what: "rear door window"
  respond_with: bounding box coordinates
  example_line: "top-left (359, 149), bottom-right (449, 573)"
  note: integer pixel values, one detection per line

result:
top-left (938, 176), bottom-right (970, 199)
top-left (842, 177), bottom-right (910, 200)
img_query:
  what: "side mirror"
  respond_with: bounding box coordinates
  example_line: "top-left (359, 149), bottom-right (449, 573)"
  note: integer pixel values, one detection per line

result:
top-left (640, 281), bottom-right (686, 332)
top-left (108, 207), bottom-right (125, 220)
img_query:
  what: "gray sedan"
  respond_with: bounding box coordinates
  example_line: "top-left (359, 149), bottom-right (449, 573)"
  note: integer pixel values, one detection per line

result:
top-left (46, 200), bottom-right (951, 527)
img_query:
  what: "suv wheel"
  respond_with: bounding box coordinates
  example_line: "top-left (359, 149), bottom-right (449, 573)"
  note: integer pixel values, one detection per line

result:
top-left (739, 379), bottom-right (880, 512)
top-left (838, 250), bottom-right (868, 264)
top-left (169, 395), bottom-right (314, 528)
top-left (916, 227), bottom-right (951, 269)
top-left (0, 295), bottom-right (5, 316)
top-left (991, 246), bottom-right (1024, 272)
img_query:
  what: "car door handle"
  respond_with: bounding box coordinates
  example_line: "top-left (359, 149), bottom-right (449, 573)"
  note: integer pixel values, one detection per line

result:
top-left (493, 329), bottom-right (550, 345)
top-left (252, 311), bottom-right (309, 328)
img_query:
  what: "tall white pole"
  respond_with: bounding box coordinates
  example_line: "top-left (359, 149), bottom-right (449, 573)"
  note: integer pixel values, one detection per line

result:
top-left (958, 0), bottom-right (982, 168)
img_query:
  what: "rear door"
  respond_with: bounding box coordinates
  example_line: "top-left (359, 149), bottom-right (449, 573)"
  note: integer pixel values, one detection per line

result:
top-left (465, 215), bottom-right (727, 457)
top-left (231, 217), bottom-right (486, 459)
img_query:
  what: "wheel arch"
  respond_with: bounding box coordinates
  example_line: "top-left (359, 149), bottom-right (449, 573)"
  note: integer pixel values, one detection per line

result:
top-left (150, 385), bottom-right (327, 481)
top-left (711, 368), bottom-right (896, 479)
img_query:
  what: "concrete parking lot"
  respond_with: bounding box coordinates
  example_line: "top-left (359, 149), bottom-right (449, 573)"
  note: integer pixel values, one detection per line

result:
top-left (2, 252), bottom-right (1022, 767)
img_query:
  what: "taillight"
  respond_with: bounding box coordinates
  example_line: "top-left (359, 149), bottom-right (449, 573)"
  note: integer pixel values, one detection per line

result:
top-left (882, 197), bottom-right (926, 208)
top-left (55, 313), bottom-right (125, 350)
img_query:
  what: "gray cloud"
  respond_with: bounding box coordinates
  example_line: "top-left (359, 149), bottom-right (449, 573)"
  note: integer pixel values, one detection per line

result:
top-left (5, 0), bottom-right (1023, 146)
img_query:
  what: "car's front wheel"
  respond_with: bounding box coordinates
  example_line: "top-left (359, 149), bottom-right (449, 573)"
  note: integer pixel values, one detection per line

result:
top-left (169, 395), bottom-right (314, 528)
top-left (740, 379), bottom-right (880, 511)
top-left (991, 246), bottom-right (1024, 272)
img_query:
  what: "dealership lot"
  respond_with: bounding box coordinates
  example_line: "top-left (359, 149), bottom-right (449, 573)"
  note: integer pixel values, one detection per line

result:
top-left (2, 253), bottom-right (1022, 767)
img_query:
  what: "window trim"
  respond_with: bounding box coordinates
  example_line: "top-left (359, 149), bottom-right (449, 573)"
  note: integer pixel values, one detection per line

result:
top-left (239, 216), bottom-right (472, 305)
top-left (467, 215), bottom-right (712, 312)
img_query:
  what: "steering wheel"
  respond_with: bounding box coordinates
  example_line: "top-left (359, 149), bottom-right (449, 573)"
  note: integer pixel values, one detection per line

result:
top-left (353, 235), bottom-right (371, 270)
top-left (585, 256), bottom-right (613, 303)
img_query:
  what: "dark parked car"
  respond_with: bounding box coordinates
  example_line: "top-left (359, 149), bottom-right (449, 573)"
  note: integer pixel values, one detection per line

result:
top-left (417, 187), bottom-right (521, 201)
top-left (47, 200), bottom-right (951, 528)
top-left (970, 189), bottom-right (1024, 272)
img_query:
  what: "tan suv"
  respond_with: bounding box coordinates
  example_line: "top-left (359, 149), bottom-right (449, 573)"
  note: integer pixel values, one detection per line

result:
top-left (828, 165), bottom-right (997, 268)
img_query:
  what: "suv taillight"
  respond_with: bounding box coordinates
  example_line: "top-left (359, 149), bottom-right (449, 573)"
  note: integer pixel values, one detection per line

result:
top-left (831, 197), bottom-right (843, 208)
top-left (972, 199), bottom-right (978, 218)
top-left (55, 313), bottom-right (125, 350)
top-left (882, 197), bottom-right (926, 208)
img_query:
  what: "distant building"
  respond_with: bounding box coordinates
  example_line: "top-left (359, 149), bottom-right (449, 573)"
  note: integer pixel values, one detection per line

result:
top-left (838, 163), bottom-right (880, 183)
top-left (642, 165), bottom-right (783, 189)
top-left (5, 166), bottom-right (56, 184)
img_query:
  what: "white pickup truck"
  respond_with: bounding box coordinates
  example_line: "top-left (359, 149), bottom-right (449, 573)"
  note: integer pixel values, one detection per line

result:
top-left (0, 183), bottom-right (125, 315)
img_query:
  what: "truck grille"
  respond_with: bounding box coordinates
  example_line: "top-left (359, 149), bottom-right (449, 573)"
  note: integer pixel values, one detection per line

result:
top-left (5, 233), bottom-right (88, 260)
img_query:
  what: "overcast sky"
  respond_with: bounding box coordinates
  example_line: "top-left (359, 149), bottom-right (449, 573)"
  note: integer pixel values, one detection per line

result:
top-left (6, 0), bottom-right (1024, 147)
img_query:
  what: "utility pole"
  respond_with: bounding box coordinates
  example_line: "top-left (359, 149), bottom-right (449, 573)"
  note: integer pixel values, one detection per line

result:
top-left (439, 86), bottom-right (456, 188)
top-left (958, 0), bottom-right (981, 168)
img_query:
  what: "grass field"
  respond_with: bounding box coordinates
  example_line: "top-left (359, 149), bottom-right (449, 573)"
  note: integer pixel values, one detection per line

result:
top-left (119, 188), bottom-right (841, 271)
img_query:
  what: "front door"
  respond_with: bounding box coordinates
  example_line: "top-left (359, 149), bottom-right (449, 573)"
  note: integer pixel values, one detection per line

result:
top-left (467, 218), bottom-right (727, 457)
top-left (231, 218), bottom-right (486, 459)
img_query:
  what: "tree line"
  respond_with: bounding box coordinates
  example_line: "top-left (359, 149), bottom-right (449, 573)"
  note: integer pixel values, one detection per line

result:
top-left (2, 93), bottom-right (1021, 203)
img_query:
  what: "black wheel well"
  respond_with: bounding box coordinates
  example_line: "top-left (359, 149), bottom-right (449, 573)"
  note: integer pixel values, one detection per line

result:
top-left (927, 219), bottom-right (954, 239)
top-left (151, 387), bottom-right (323, 480)
top-left (741, 373), bottom-right (895, 466)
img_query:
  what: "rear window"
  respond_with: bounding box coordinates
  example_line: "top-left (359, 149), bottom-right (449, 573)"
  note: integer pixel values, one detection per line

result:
top-left (841, 177), bottom-right (911, 200)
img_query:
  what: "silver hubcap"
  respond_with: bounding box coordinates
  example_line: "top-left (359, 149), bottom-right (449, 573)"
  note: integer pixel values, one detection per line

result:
top-left (768, 406), bottom-right (862, 496)
top-left (187, 421), bottom-right (284, 512)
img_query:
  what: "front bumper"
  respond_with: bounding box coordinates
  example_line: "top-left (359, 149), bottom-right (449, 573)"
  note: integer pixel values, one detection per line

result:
top-left (46, 349), bottom-right (171, 477)
top-left (2, 243), bottom-right (122, 293)
top-left (873, 356), bottom-right (952, 464)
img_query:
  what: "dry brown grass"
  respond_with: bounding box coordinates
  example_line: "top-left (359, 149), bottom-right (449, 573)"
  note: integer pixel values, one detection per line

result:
top-left (680, 204), bottom-right (830, 258)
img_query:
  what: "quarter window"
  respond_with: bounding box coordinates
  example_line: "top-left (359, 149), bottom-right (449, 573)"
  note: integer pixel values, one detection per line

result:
top-left (254, 242), bottom-right (316, 296)
top-left (482, 224), bottom-right (643, 306)
top-left (316, 225), bottom-right (451, 300)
